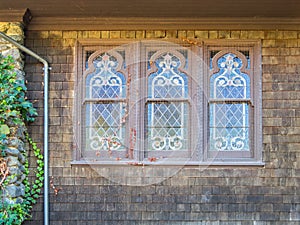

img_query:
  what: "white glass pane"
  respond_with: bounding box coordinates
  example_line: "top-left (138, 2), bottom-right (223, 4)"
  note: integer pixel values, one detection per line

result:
top-left (209, 103), bottom-right (249, 151)
top-left (147, 102), bottom-right (188, 151)
top-left (86, 103), bottom-right (126, 151)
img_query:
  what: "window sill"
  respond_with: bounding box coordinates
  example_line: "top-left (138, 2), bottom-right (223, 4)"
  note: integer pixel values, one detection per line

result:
top-left (70, 160), bottom-right (265, 167)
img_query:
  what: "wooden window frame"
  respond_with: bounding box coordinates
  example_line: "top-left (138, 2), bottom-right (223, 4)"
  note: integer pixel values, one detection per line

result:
top-left (203, 40), bottom-right (263, 164)
top-left (73, 39), bottom-right (263, 166)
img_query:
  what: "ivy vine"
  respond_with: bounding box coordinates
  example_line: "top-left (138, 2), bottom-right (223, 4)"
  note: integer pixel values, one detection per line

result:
top-left (0, 54), bottom-right (44, 224)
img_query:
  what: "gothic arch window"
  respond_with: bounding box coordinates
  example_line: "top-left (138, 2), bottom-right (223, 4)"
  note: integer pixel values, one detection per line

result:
top-left (146, 50), bottom-right (190, 159)
top-left (74, 40), bottom-right (262, 165)
top-left (205, 41), bottom-right (262, 163)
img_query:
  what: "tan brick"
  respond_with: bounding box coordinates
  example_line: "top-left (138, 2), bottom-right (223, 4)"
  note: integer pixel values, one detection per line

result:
top-left (275, 40), bottom-right (287, 47)
top-left (78, 31), bottom-right (88, 38)
top-left (219, 30), bottom-right (230, 39)
top-left (262, 48), bottom-right (279, 56)
top-left (101, 31), bottom-right (109, 39)
top-left (178, 30), bottom-right (187, 39)
top-left (263, 118), bottom-right (282, 126)
top-left (88, 31), bottom-right (101, 38)
top-left (278, 48), bottom-right (290, 56)
top-left (262, 56), bottom-right (280, 65)
top-left (283, 31), bottom-right (297, 39)
top-left (146, 30), bottom-right (155, 38)
top-left (28, 30), bottom-right (49, 39)
top-left (187, 31), bottom-right (195, 38)
top-left (240, 31), bottom-right (248, 39)
top-left (63, 39), bottom-right (76, 47)
top-left (49, 31), bottom-right (63, 38)
top-left (286, 39), bottom-right (298, 47)
top-left (121, 31), bottom-right (135, 39)
top-left (286, 56), bottom-right (300, 64)
top-left (63, 31), bottom-right (77, 38)
top-left (231, 31), bottom-right (241, 39)
top-left (276, 30), bottom-right (284, 39)
top-left (166, 30), bottom-right (177, 38)
top-left (110, 31), bottom-right (120, 39)
top-left (264, 31), bottom-right (276, 39)
top-left (290, 48), bottom-right (300, 55)
top-left (262, 40), bottom-right (276, 47)
top-left (154, 30), bottom-right (165, 38)
top-left (248, 31), bottom-right (264, 39)
top-left (195, 31), bottom-right (208, 39)
top-left (209, 31), bottom-right (218, 39)
top-left (136, 31), bottom-right (145, 39)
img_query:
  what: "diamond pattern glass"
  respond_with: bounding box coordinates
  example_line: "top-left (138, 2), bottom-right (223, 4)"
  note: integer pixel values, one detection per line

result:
top-left (147, 102), bottom-right (188, 151)
top-left (210, 53), bottom-right (250, 151)
top-left (210, 103), bottom-right (249, 151)
top-left (86, 103), bottom-right (125, 151)
top-left (84, 52), bottom-right (126, 152)
top-left (147, 53), bottom-right (188, 151)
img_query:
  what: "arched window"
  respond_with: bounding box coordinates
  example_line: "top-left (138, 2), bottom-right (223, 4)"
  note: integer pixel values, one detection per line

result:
top-left (83, 50), bottom-right (127, 159)
top-left (210, 52), bottom-right (250, 151)
top-left (206, 42), bottom-right (262, 162)
top-left (74, 40), bottom-right (262, 165)
top-left (146, 51), bottom-right (189, 159)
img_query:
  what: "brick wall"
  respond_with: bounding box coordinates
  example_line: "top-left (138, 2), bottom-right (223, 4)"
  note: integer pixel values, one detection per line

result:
top-left (23, 30), bottom-right (299, 224)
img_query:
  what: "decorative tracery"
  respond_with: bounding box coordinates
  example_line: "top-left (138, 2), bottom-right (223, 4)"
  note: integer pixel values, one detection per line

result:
top-left (147, 53), bottom-right (188, 151)
top-left (85, 52), bottom-right (126, 151)
top-left (210, 52), bottom-right (250, 151)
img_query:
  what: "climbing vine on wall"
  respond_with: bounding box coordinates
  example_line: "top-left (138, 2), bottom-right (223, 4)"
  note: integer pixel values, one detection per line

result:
top-left (0, 54), bottom-right (44, 224)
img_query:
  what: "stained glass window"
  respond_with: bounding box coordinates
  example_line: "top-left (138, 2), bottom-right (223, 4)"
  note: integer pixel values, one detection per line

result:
top-left (76, 40), bottom-right (261, 164)
top-left (85, 52), bottom-right (126, 153)
top-left (147, 53), bottom-right (189, 152)
top-left (209, 52), bottom-right (250, 151)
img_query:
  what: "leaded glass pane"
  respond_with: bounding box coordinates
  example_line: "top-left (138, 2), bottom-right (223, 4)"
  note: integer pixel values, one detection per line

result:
top-left (210, 53), bottom-right (250, 99)
top-left (209, 103), bottom-right (249, 151)
top-left (86, 53), bottom-right (126, 99)
top-left (147, 53), bottom-right (188, 151)
top-left (147, 102), bottom-right (188, 151)
top-left (209, 53), bottom-right (250, 152)
top-left (84, 52), bottom-right (126, 152)
top-left (148, 53), bottom-right (188, 98)
top-left (85, 103), bottom-right (126, 151)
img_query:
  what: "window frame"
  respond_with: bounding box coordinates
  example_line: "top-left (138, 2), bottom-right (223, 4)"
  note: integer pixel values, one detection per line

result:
top-left (203, 40), bottom-right (263, 164)
top-left (73, 39), bottom-right (263, 166)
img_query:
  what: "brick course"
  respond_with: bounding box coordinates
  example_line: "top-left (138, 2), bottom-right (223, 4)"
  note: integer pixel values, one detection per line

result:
top-left (23, 30), bottom-right (300, 224)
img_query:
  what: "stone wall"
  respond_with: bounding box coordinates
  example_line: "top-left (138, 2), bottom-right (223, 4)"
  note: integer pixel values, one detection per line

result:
top-left (0, 22), bottom-right (27, 204)
top-left (23, 30), bottom-right (300, 224)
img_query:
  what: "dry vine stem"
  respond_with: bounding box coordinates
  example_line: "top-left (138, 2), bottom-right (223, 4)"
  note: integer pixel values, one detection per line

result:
top-left (0, 158), bottom-right (9, 186)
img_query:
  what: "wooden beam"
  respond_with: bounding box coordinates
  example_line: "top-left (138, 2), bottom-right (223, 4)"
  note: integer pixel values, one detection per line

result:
top-left (27, 16), bottom-right (300, 31)
top-left (0, 8), bottom-right (32, 27)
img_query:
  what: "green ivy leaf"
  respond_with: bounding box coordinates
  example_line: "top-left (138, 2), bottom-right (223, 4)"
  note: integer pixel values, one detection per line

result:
top-left (0, 124), bottom-right (10, 135)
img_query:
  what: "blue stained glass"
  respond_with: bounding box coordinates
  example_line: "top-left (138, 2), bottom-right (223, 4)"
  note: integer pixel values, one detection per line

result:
top-left (147, 53), bottom-right (189, 151)
top-left (209, 53), bottom-right (250, 151)
top-left (210, 53), bottom-right (250, 99)
top-left (86, 53), bottom-right (126, 99)
top-left (85, 52), bottom-right (126, 152)
top-left (148, 53), bottom-right (188, 98)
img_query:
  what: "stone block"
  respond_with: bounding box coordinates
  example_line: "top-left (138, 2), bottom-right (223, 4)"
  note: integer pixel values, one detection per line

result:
top-left (63, 31), bottom-right (77, 38)
top-left (195, 31), bottom-right (208, 39)
top-left (219, 30), bottom-right (231, 39)
top-left (154, 30), bottom-right (166, 38)
top-left (209, 31), bottom-right (218, 39)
